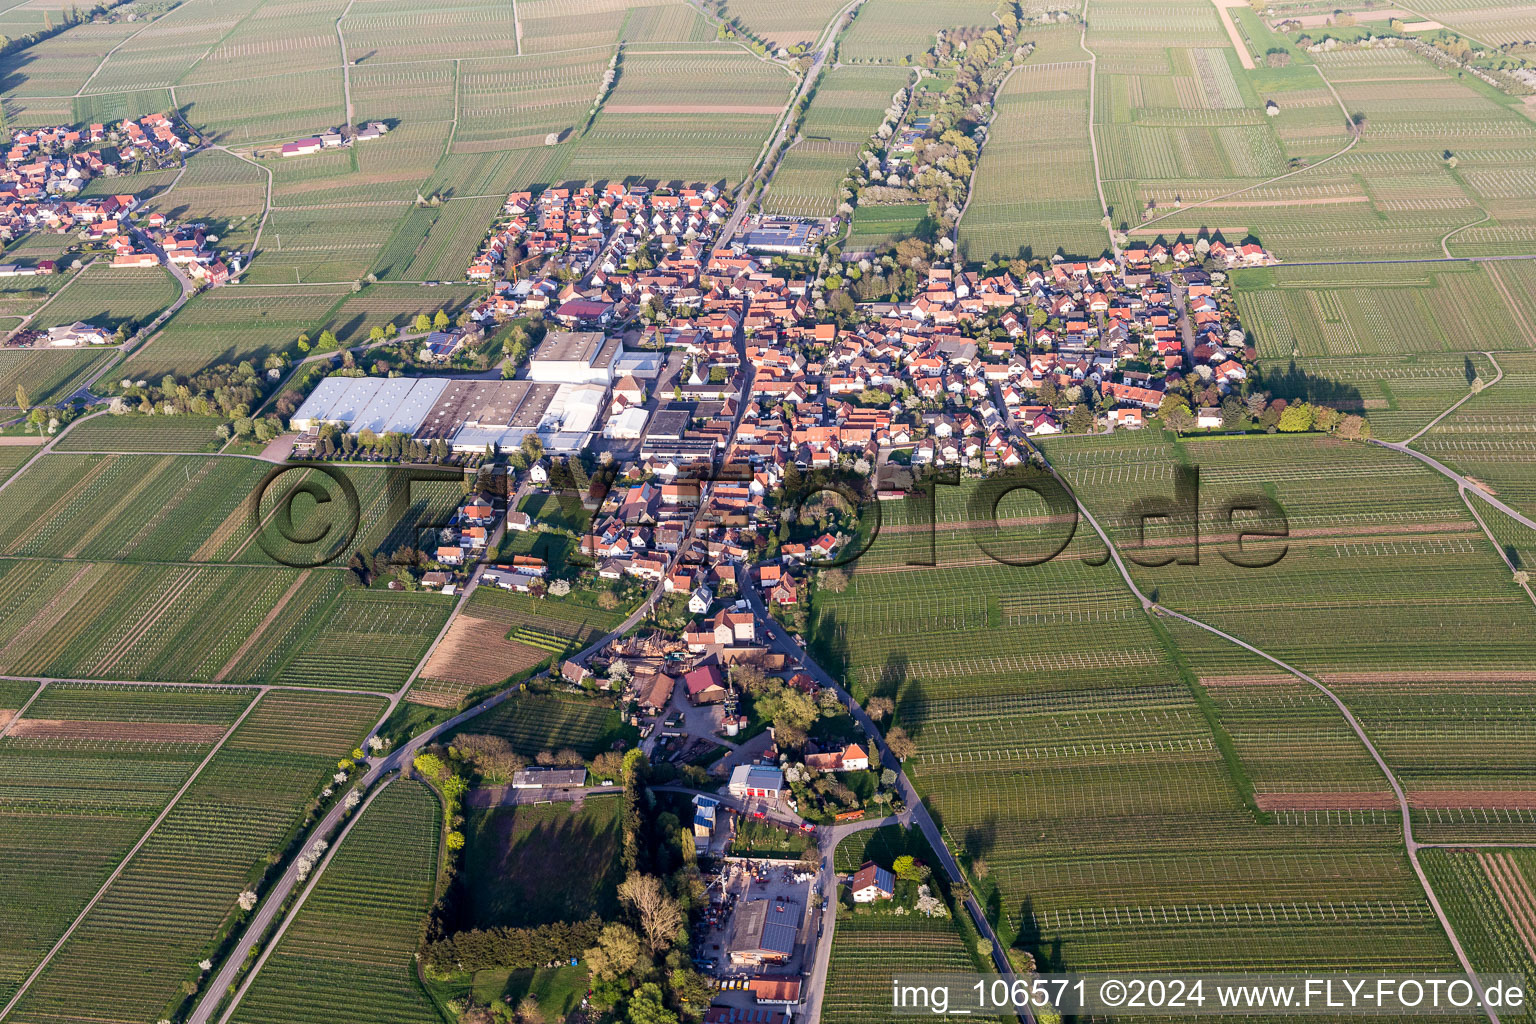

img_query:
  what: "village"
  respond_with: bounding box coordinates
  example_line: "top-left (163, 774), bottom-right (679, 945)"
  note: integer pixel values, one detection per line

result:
top-left (252, 173), bottom-right (1293, 1024)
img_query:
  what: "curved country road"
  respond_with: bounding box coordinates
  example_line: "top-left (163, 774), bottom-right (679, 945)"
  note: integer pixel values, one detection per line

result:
top-left (1020, 434), bottom-right (1503, 1024)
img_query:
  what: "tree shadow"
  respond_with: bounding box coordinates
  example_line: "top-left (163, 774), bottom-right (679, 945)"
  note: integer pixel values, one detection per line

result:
top-left (1254, 360), bottom-right (1365, 409)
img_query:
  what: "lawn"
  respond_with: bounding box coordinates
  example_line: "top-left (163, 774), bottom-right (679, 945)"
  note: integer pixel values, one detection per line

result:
top-left (459, 795), bottom-right (625, 929)
top-left (846, 202), bottom-right (930, 252)
top-left (451, 692), bottom-right (631, 758)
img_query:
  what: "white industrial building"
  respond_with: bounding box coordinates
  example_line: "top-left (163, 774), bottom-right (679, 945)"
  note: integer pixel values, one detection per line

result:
top-left (289, 377), bottom-right (448, 433)
top-left (527, 330), bottom-right (621, 385)
top-left (604, 405), bottom-right (650, 440)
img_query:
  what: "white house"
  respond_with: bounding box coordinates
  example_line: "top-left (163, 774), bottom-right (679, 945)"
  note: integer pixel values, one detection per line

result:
top-left (850, 861), bottom-right (895, 903)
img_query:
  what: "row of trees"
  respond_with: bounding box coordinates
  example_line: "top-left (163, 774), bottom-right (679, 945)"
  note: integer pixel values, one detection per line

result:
top-left (1159, 390), bottom-right (1370, 438)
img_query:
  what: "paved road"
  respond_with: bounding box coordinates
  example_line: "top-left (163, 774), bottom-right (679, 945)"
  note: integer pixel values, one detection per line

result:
top-left (738, 585), bottom-right (1033, 1023)
top-left (709, 0), bottom-right (860, 255)
top-left (800, 814), bottom-right (904, 1024)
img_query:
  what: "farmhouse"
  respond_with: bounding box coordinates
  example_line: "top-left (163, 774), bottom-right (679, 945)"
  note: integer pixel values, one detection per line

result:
top-left (747, 978), bottom-right (802, 1005)
top-left (682, 664), bottom-right (727, 704)
top-left (281, 137), bottom-right (323, 157)
top-left (46, 321), bottom-right (113, 346)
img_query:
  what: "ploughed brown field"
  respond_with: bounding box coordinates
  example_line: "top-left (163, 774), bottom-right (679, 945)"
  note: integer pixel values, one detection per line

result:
top-left (414, 612), bottom-right (551, 707)
top-left (7, 718), bottom-right (228, 742)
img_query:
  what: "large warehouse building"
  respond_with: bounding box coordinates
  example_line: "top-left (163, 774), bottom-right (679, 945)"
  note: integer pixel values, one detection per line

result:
top-left (527, 330), bottom-right (621, 384)
top-left (290, 375), bottom-right (608, 453)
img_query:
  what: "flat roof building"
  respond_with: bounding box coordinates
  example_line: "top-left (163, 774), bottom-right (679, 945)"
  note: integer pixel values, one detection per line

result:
top-left (511, 767), bottom-right (587, 789)
top-left (528, 330), bottom-right (621, 384)
top-left (290, 376), bottom-right (448, 434)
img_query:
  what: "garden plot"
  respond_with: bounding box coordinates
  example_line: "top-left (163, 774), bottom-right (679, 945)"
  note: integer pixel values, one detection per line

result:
top-left (414, 587), bottom-right (568, 707)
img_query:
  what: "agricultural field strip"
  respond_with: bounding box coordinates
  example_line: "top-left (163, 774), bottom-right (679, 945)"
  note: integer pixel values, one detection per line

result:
top-left (0, 675), bottom-right (396, 698)
top-left (217, 775), bottom-right (433, 1023)
top-left (0, 684), bottom-right (263, 1020)
top-left (1028, 435), bottom-right (1509, 984)
top-left (1133, 64), bottom-right (1357, 232)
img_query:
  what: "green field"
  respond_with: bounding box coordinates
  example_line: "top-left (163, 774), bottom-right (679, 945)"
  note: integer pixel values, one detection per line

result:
top-left (839, 0), bottom-right (1002, 64)
top-left (0, 557), bottom-right (351, 683)
top-left (29, 264), bottom-right (181, 334)
top-left (118, 284), bottom-right (352, 380)
top-left (764, 66), bottom-right (912, 218)
top-left (958, 61), bottom-right (1107, 260)
top-left (228, 779), bottom-right (442, 1024)
top-left (811, 455), bottom-right (1523, 978)
top-left (0, 349), bottom-right (112, 407)
top-left (451, 692), bottom-right (627, 758)
top-left (846, 202), bottom-right (930, 251)
top-left (1249, 352), bottom-right (1494, 443)
top-left (1413, 352), bottom-right (1536, 523)
top-left (0, 682), bottom-right (257, 1006)
top-left (275, 589), bottom-right (454, 691)
top-left (460, 794), bottom-right (624, 929)
top-left (52, 414), bottom-right (229, 452)
top-left (1234, 262), bottom-right (1536, 358)
top-left (824, 914), bottom-right (1000, 1023)
top-left (7, 689), bottom-right (386, 1023)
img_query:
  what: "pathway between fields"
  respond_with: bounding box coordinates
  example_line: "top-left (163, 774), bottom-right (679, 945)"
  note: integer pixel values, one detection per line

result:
top-left (1079, 0), bottom-right (1116, 259)
top-left (1399, 350), bottom-right (1502, 445)
top-left (211, 773), bottom-right (402, 1024)
top-left (1021, 435), bottom-right (1501, 1024)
